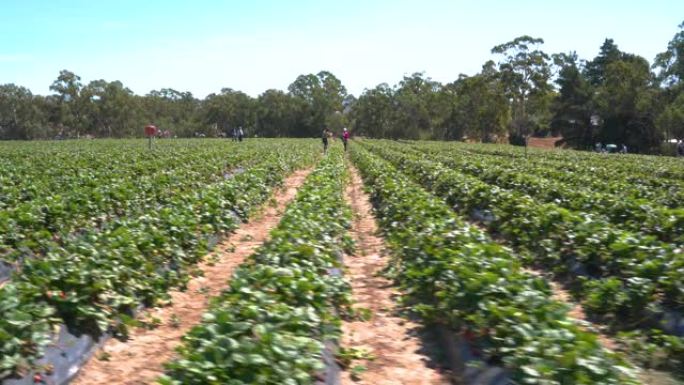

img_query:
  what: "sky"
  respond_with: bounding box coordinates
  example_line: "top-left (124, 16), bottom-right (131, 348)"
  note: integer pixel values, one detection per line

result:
top-left (1, 0), bottom-right (683, 98)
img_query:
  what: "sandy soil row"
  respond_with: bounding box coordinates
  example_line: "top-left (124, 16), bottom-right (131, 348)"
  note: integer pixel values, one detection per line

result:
top-left (71, 168), bottom-right (312, 385)
top-left (340, 165), bottom-right (451, 385)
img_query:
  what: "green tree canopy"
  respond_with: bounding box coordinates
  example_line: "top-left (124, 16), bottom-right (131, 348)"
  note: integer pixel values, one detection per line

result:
top-left (654, 21), bottom-right (684, 86)
top-left (551, 52), bottom-right (596, 148)
top-left (491, 36), bottom-right (553, 139)
top-left (288, 71), bottom-right (347, 137)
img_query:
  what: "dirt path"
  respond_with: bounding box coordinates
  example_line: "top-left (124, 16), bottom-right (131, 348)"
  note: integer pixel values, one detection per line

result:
top-left (340, 165), bottom-right (451, 385)
top-left (71, 168), bottom-right (311, 385)
top-left (548, 283), bottom-right (618, 350)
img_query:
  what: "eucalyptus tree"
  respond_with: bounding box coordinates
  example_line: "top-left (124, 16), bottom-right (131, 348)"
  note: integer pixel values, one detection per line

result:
top-left (551, 52), bottom-right (596, 148)
top-left (0, 84), bottom-right (46, 139)
top-left (654, 21), bottom-right (684, 87)
top-left (351, 83), bottom-right (395, 138)
top-left (81, 80), bottom-right (140, 137)
top-left (202, 88), bottom-right (255, 136)
top-left (49, 70), bottom-right (87, 137)
top-left (491, 36), bottom-right (553, 140)
top-left (288, 71), bottom-right (347, 137)
top-left (444, 68), bottom-right (510, 142)
top-left (254, 89), bottom-right (303, 137)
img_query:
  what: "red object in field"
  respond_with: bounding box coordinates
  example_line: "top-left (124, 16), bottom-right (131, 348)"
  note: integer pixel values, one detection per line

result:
top-left (144, 125), bottom-right (158, 137)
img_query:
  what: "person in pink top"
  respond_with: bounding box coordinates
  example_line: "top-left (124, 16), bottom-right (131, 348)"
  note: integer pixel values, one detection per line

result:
top-left (342, 127), bottom-right (350, 151)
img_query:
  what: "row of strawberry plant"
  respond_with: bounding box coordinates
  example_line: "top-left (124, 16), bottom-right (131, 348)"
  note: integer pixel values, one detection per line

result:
top-left (0, 143), bottom-right (316, 380)
top-left (0, 140), bottom-right (276, 266)
top-left (369, 141), bottom-right (684, 309)
top-left (425, 140), bottom-right (684, 183)
top-left (350, 145), bottom-right (637, 384)
top-left (0, 140), bottom-right (237, 207)
top-left (364, 141), bottom-right (684, 371)
top-left (410, 139), bottom-right (684, 192)
top-left (407, 140), bottom-right (684, 208)
top-left (159, 147), bottom-right (352, 385)
top-left (385, 141), bottom-right (683, 244)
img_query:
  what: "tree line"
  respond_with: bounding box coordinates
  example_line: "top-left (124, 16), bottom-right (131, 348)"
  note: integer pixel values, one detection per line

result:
top-left (0, 70), bottom-right (349, 140)
top-left (1, 22), bottom-right (684, 153)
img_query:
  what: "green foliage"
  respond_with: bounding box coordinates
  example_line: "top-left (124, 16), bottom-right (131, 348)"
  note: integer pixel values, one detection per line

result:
top-left (617, 330), bottom-right (684, 370)
top-left (0, 139), bottom-right (318, 378)
top-left (364, 139), bottom-right (684, 372)
top-left (351, 144), bottom-right (637, 384)
top-left (396, 140), bottom-right (684, 243)
top-left (0, 84), bottom-right (47, 139)
top-left (256, 89), bottom-right (306, 137)
top-left (288, 71), bottom-right (348, 137)
top-left (654, 21), bottom-right (684, 86)
top-left (596, 56), bottom-right (660, 151)
top-left (491, 35), bottom-right (554, 138)
top-left (585, 39), bottom-right (624, 86)
top-left (551, 52), bottom-right (595, 147)
top-left (444, 70), bottom-right (510, 141)
top-left (160, 147), bottom-right (353, 384)
top-left (349, 83), bottom-right (395, 138)
top-left (656, 90), bottom-right (684, 140)
top-left (201, 88), bottom-right (255, 136)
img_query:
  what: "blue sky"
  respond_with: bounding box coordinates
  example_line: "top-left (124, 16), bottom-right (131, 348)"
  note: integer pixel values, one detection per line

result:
top-left (1, 0), bottom-right (683, 97)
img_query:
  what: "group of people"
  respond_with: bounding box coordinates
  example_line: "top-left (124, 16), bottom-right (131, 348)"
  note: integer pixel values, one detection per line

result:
top-left (593, 140), bottom-right (684, 157)
top-left (322, 127), bottom-right (350, 153)
top-left (594, 142), bottom-right (628, 154)
top-left (231, 127), bottom-right (245, 142)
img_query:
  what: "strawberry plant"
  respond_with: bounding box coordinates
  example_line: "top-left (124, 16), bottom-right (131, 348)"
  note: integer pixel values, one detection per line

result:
top-left (0, 139), bottom-right (318, 380)
top-left (351, 145), bottom-right (637, 384)
top-left (160, 147), bottom-right (353, 384)
top-left (363, 140), bottom-right (684, 373)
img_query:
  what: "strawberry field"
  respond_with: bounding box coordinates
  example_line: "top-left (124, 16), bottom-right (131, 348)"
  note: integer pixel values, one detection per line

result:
top-left (0, 139), bottom-right (318, 383)
top-left (354, 140), bottom-right (683, 384)
top-left (0, 138), bottom-right (682, 385)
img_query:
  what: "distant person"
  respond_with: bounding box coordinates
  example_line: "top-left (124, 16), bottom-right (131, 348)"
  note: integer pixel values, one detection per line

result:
top-left (595, 142), bottom-right (602, 153)
top-left (678, 140), bottom-right (684, 157)
top-left (231, 128), bottom-right (238, 141)
top-left (322, 128), bottom-right (329, 154)
top-left (342, 127), bottom-right (350, 151)
top-left (238, 127), bottom-right (244, 142)
top-left (620, 144), bottom-right (628, 154)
